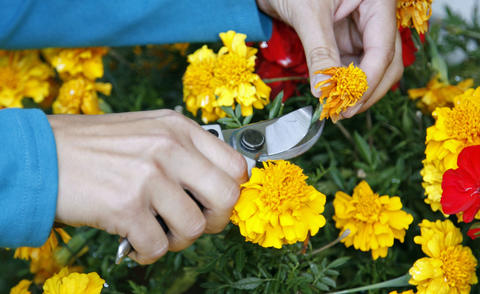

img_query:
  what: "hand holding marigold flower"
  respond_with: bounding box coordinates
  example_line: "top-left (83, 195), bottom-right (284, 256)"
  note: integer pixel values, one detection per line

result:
top-left (333, 181), bottom-right (413, 260)
top-left (441, 145), bottom-right (480, 223)
top-left (230, 160), bottom-right (326, 249)
top-left (314, 63), bottom-right (368, 123)
top-left (409, 219), bottom-right (478, 294)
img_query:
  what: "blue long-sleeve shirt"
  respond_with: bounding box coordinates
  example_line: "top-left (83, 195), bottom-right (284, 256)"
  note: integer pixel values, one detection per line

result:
top-left (0, 0), bottom-right (272, 247)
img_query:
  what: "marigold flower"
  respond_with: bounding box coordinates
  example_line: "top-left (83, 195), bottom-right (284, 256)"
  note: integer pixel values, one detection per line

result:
top-left (314, 63), bottom-right (368, 123)
top-left (409, 219), bottom-right (478, 294)
top-left (333, 181), bottom-right (413, 260)
top-left (9, 280), bottom-right (32, 294)
top-left (441, 145), bottom-right (480, 222)
top-left (408, 76), bottom-right (473, 113)
top-left (43, 267), bottom-right (105, 294)
top-left (53, 77), bottom-right (111, 115)
top-left (42, 48), bottom-right (108, 80)
top-left (389, 291), bottom-right (415, 294)
top-left (397, 0), bottom-right (433, 34)
top-left (0, 50), bottom-right (53, 108)
top-left (230, 160), bottom-right (326, 249)
top-left (14, 228), bottom-right (72, 283)
top-left (183, 31), bottom-right (270, 123)
top-left (421, 87), bottom-right (480, 214)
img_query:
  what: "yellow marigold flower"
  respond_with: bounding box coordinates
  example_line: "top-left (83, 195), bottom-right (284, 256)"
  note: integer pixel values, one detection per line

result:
top-left (43, 267), bottom-right (105, 294)
top-left (0, 50), bottom-right (53, 108)
top-left (230, 160), bottom-right (326, 249)
top-left (421, 87), bottom-right (480, 213)
top-left (389, 291), bottom-right (415, 294)
top-left (53, 78), bottom-right (111, 115)
top-left (10, 280), bottom-right (32, 294)
top-left (183, 31), bottom-right (270, 123)
top-left (408, 76), bottom-right (473, 113)
top-left (409, 219), bottom-right (478, 294)
top-left (314, 63), bottom-right (368, 123)
top-left (42, 48), bottom-right (108, 80)
top-left (397, 0), bottom-right (433, 34)
top-left (333, 181), bottom-right (413, 260)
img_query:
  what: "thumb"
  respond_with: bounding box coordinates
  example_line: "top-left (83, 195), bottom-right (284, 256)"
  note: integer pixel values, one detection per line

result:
top-left (290, 2), bottom-right (341, 97)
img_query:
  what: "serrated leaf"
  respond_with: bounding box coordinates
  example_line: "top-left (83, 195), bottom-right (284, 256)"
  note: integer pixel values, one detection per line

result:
top-left (268, 90), bottom-right (284, 119)
top-left (329, 167), bottom-right (345, 191)
top-left (235, 104), bottom-right (242, 118)
top-left (327, 256), bottom-right (350, 268)
top-left (353, 132), bottom-right (373, 166)
top-left (309, 263), bottom-right (320, 277)
top-left (243, 114), bottom-right (253, 125)
top-left (234, 249), bottom-right (246, 273)
top-left (217, 117), bottom-right (235, 124)
top-left (230, 277), bottom-right (264, 290)
top-left (314, 281), bottom-right (330, 291)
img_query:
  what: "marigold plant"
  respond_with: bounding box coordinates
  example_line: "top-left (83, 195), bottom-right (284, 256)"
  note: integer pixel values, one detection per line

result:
top-left (230, 160), bottom-right (326, 249)
top-left (314, 63), bottom-right (368, 123)
top-left (409, 219), bottom-right (478, 293)
top-left (333, 181), bottom-right (413, 260)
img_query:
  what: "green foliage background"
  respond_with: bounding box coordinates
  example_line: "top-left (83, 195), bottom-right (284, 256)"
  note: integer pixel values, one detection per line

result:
top-left (2, 7), bottom-right (480, 294)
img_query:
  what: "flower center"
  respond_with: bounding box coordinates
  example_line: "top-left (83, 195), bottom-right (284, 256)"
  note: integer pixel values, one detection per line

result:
top-left (214, 54), bottom-right (254, 86)
top-left (440, 246), bottom-right (477, 289)
top-left (355, 193), bottom-right (381, 221)
top-left (332, 66), bottom-right (368, 101)
top-left (445, 100), bottom-right (480, 143)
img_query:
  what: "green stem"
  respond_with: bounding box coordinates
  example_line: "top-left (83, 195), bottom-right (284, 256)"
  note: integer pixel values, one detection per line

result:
top-left (308, 229), bottom-right (350, 256)
top-left (263, 76), bottom-right (309, 83)
top-left (55, 228), bottom-right (99, 266)
top-left (327, 273), bottom-right (411, 294)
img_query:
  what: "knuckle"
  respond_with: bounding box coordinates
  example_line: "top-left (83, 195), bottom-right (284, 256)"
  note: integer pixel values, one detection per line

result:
top-left (184, 216), bottom-right (207, 240)
top-left (228, 153), bottom-right (248, 182)
top-left (308, 46), bottom-right (339, 69)
top-left (216, 181), bottom-right (241, 211)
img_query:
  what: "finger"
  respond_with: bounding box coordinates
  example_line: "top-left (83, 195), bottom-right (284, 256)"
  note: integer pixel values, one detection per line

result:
top-left (342, 0), bottom-right (396, 118)
top-left (127, 212), bottom-right (169, 265)
top-left (155, 143), bottom-right (240, 234)
top-left (149, 177), bottom-right (206, 252)
top-left (358, 31), bottom-right (404, 112)
top-left (289, 1), bottom-right (341, 97)
top-left (189, 125), bottom-right (248, 184)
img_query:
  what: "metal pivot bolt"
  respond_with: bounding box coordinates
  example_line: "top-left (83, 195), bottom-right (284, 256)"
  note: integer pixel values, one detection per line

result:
top-left (240, 129), bottom-right (265, 152)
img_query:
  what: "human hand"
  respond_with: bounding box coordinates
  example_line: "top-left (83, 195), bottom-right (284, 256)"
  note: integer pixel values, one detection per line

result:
top-left (48, 110), bottom-right (247, 264)
top-left (256, 0), bottom-right (403, 118)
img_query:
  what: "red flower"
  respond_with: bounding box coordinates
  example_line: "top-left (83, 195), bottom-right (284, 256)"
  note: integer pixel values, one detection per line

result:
top-left (399, 27), bottom-right (425, 67)
top-left (441, 145), bottom-right (480, 223)
top-left (256, 19), bottom-right (308, 101)
top-left (467, 227), bottom-right (480, 240)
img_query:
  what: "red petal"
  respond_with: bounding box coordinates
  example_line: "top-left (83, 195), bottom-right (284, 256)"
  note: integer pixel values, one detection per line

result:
top-left (457, 145), bottom-right (480, 182)
top-left (467, 227), bottom-right (480, 240)
top-left (399, 27), bottom-right (417, 67)
top-left (441, 169), bottom-right (478, 214)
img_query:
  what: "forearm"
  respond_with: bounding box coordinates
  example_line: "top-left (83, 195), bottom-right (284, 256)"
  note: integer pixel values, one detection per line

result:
top-left (0, 108), bottom-right (58, 248)
top-left (0, 0), bottom-right (272, 49)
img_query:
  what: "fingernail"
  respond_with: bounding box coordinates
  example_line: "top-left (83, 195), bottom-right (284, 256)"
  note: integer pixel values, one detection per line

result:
top-left (311, 74), bottom-right (330, 97)
top-left (342, 102), bottom-right (364, 118)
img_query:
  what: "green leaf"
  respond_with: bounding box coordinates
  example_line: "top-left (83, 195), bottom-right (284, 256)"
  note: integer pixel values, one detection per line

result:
top-left (321, 276), bottom-right (337, 288)
top-left (327, 256), bottom-right (350, 268)
top-left (268, 90), bottom-right (284, 119)
top-left (427, 34), bottom-right (449, 83)
top-left (243, 114), bottom-right (253, 125)
top-left (234, 249), bottom-right (246, 273)
top-left (314, 281), bottom-right (330, 291)
top-left (353, 132), bottom-right (373, 166)
top-left (221, 106), bottom-right (236, 118)
top-left (235, 104), bottom-right (242, 118)
top-left (230, 277), bottom-right (264, 290)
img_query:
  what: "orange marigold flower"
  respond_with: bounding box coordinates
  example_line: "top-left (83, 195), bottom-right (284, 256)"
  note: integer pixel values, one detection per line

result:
top-left (397, 0), bottom-right (433, 34)
top-left (314, 63), bottom-right (368, 123)
top-left (9, 280), bottom-right (32, 294)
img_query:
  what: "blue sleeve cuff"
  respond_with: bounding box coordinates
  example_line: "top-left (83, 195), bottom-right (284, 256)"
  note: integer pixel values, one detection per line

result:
top-left (0, 0), bottom-right (273, 49)
top-left (0, 108), bottom-right (58, 248)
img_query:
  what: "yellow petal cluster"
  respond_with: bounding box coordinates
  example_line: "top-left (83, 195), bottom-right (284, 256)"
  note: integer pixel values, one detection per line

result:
top-left (53, 78), bottom-right (111, 115)
top-left (230, 160), bottom-right (326, 249)
top-left (0, 50), bottom-right (53, 108)
top-left (9, 280), bottom-right (32, 294)
top-left (389, 291), bottom-right (415, 294)
top-left (42, 48), bottom-right (108, 80)
top-left (43, 267), bottom-right (105, 294)
top-left (14, 228), bottom-right (71, 283)
top-left (397, 0), bottom-right (433, 34)
top-left (183, 31), bottom-right (270, 123)
top-left (314, 63), bottom-right (368, 123)
top-left (409, 219), bottom-right (478, 293)
top-left (421, 87), bottom-right (480, 213)
top-left (333, 181), bottom-right (413, 260)
top-left (408, 76), bottom-right (473, 113)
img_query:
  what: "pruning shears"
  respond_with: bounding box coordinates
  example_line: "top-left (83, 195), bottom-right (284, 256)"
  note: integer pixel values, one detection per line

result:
top-left (115, 106), bottom-right (325, 264)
